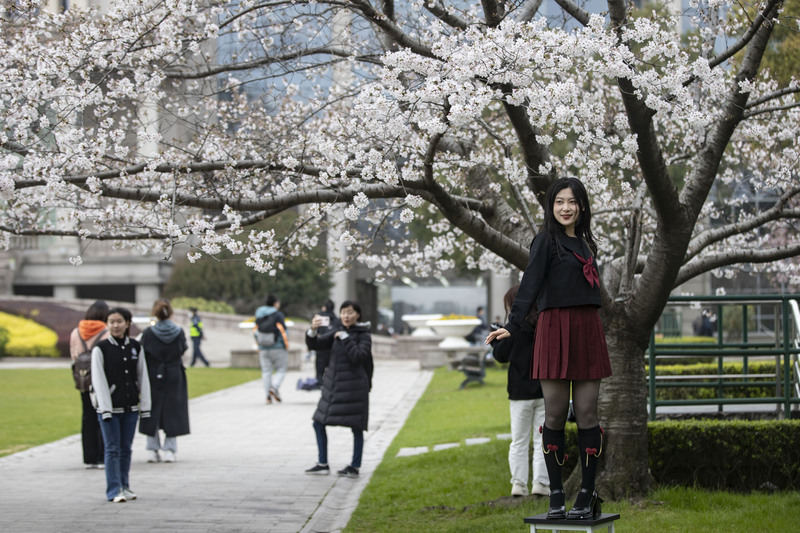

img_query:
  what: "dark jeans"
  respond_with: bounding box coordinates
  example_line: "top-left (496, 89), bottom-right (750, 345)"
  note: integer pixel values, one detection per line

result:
top-left (98, 411), bottom-right (138, 500)
top-left (190, 337), bottom-right (209, 366)
top-left (313, 420), bottom-right (363, 468)
top-left (80, 391), bottom-right (104, 465)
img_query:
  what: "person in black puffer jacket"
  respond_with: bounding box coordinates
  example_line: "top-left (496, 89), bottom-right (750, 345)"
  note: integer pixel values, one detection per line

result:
top-left (490, 284), bottom-right (550, 498)
top-left (304, 300), bottom-right (373, 478)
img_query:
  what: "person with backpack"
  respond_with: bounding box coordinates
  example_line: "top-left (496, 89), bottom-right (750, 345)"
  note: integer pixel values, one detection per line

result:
top-left (91, 307), bottom-right (151, 502)
top-left (254, 295), bottom-right (289, 404)
top-left (69, 300), bottom-right (111, 469)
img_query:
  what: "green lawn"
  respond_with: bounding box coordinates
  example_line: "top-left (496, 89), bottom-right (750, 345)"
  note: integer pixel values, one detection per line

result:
top-left (0, 367), bottom-right (259, 457)
top-left (345, 366), bottom-right (800, 532)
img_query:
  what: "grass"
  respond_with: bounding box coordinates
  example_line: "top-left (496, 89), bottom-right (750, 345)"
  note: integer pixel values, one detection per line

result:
top-left (0, 367), bottom-right (260, 457)
top-left (345, 365), bottom-right (800, 532)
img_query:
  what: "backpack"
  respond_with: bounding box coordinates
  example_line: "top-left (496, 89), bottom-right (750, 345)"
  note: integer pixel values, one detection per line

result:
top-left (72, 335), bottom-right (95, 392)
top-left (255, 313), bottom-right (280, 347)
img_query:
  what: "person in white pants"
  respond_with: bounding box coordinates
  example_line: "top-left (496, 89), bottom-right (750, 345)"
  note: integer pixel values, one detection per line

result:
top-left (488, 284), bottom-right (550, 497)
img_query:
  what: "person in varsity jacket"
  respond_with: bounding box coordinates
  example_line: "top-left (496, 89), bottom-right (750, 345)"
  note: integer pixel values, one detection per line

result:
top-left (91, 307), bottom-right (151, 503)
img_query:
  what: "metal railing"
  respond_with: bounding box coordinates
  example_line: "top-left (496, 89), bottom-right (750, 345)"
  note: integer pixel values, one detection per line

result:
top-left (647, 294), bottom-right (800, 421)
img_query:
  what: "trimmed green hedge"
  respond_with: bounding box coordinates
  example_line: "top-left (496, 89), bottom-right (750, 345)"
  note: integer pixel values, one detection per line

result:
top-left (169, 296), bottom-right (235, 315)
top-left (649, 362), bottom-right (779, 400)
top-left (0, 311), bottom-right (59, 357)
top-left (561, 419), bottom-right (800, 491)
top-left (649, 419), bottom-right (800, 491)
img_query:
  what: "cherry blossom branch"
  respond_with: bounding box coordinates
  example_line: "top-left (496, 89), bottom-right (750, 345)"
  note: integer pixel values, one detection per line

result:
top-left (685, 187), bottom-right (800, 261)
top-left (675, 242), bottom-right (800, 287)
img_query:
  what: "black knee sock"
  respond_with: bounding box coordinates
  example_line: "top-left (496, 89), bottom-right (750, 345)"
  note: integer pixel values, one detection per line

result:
top-left (574, 425), bottom-right (603, 508)
top-left (541, 425), bottom-right (566, 507)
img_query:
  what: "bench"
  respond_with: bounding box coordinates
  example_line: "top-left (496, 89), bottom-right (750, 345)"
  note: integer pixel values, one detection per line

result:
top-left (524, 513), bottom-right (620, 533)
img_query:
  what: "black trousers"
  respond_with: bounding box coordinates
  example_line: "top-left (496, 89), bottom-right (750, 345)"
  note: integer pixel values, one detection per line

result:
top-left (80, 391), bottom-right (104, 465)
top-left (315, 350), bottom-right (331, 382)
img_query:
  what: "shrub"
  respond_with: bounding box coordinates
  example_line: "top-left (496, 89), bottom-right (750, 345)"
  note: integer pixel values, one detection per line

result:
top-left (649, 361), bottom-right (778, 400)
top-left (0, 300), bottom-right (84, 358)
top-left (0, 326), bottom-right (9, 356)
top-left (169, 297), bottom-right (235, 315)
top-left (649, 419), bottom-right (800, 491)
top-left (0, 311), bottom-right (60, 357)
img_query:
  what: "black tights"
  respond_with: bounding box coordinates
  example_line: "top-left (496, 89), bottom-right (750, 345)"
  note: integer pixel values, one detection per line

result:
top-left (540, 379), bottom-right (600, 430)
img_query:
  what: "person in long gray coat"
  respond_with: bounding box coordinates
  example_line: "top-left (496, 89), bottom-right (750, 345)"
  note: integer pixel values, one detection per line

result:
top-left (304, 300), bottom-right (373, 478)
top-left (138, 298), bottom-right (190, 463)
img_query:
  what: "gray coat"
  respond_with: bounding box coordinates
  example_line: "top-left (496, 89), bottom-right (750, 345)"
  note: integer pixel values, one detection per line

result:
top-left (306, 323), bottom-right (373, 432)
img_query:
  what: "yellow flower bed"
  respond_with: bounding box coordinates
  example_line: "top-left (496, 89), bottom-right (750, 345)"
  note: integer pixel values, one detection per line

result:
top-left (434, 314), bottom-right (478, 320)
top-left (0, 311), bottom-right (59, 358)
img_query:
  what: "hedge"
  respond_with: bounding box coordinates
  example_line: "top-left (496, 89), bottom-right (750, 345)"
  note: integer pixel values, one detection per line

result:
top-left (649, 361), bottom-right (779, 400)
top-left (648, 419), bottom-right (800, 491)
top-left (0, 311), bottom-right (60, 357)
top-left (559, 419), bottom-right (800, 491)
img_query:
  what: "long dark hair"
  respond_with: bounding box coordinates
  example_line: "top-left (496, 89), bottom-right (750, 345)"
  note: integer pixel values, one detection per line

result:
top-left (540, 177), bottom-right (598, 256)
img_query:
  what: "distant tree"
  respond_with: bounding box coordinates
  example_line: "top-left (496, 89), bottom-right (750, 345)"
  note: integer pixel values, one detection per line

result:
top-left (164, 215), bottom-right (332, 316)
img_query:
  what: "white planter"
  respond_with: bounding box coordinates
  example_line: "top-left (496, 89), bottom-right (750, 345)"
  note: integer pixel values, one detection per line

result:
top-left (426, 318), bottom-right (482, 348)
top-left (401, 314), bottom-right (443, 337)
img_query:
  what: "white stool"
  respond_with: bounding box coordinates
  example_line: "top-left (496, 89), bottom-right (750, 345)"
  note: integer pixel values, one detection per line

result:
top-left (524, 512), bottom-right (620, 533)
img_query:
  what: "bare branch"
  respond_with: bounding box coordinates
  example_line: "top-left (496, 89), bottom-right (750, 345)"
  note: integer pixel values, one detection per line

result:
top-left (553, 0), bottom-right (590, 26)
top-left (424, 0), bottom-right (469, 29)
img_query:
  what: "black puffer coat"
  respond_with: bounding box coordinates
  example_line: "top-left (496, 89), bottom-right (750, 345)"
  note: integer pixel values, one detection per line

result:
top-left (306, 322), bottom-right (373, 431)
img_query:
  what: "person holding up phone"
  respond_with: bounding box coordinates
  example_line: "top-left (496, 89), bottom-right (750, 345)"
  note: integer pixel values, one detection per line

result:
top-left (304, 300), bottom-right (373, 478)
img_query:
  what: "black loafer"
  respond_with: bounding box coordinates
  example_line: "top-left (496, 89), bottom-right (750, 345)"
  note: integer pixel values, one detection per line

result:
top-left (566, 489), bottom-right (603, 520)
top-left (546, 489), bottom-right (567, 519)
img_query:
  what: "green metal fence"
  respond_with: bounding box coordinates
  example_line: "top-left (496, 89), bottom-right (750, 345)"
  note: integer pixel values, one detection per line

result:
top-left (647, 294), bottom-right (800, 421)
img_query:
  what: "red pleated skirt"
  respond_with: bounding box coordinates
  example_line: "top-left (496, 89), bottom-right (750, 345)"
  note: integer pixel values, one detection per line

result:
top-left (531, 306), bottom-right (612, 380)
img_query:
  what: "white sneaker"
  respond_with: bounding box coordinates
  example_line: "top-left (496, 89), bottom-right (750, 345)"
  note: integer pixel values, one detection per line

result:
top-left (511, 483), bottom-right (529, 497)
top-left (123, 488), bottom-right (137, 500)
top-left (532, 481), bottom-right (550, 496)
top-left (163, 450), bottom-right (176, 463)
top-left (111, 492), bottom-right (126, 503)
top-left (146, 450), bottom-right (160, 463)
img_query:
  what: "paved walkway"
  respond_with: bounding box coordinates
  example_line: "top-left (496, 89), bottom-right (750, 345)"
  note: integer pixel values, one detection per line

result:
top-left (0, 357), bottom-right (432, 533)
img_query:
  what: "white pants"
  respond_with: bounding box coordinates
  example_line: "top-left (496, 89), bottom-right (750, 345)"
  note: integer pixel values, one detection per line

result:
top-left (509, 398), bottom-right (549, 488)
top-left (146, 432), bottom-right (177, 453)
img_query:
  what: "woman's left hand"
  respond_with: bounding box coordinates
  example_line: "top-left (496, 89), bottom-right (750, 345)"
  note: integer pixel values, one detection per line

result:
top-left (485, 328), bottom-right (510, 344)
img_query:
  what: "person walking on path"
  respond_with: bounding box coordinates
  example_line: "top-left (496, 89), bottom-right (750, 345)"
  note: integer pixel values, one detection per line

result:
top-left (138, 299), bottom-right (190, 463)
top-left (490, 285), bottom-right (549, 498)
top-left (189, 307), bottom-right (210, 367)
top-left (91, 307), bottom-right (151, 503)
top-left (487, 177), bottom-right (612, 520)
top-left (254, 295), bottom-right (289, 404)
top-left (69, 300), bottom-right (110, 469)
top-left (304, 300), bottom-right (374, 478)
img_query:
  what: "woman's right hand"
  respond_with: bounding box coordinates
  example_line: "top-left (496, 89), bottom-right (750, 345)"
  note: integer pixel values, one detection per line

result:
top-left (485, 328), bottom-right (510, 344)
top-left (310, 315), bottom-right (323, 330)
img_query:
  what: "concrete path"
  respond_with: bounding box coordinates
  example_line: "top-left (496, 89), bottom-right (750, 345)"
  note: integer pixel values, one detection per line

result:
top-left (0, 358), bottom-right (432, 533)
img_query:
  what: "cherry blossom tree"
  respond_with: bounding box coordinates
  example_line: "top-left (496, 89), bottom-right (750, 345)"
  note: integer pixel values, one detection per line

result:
top-left (1, 0), bottom-right (798, 496)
